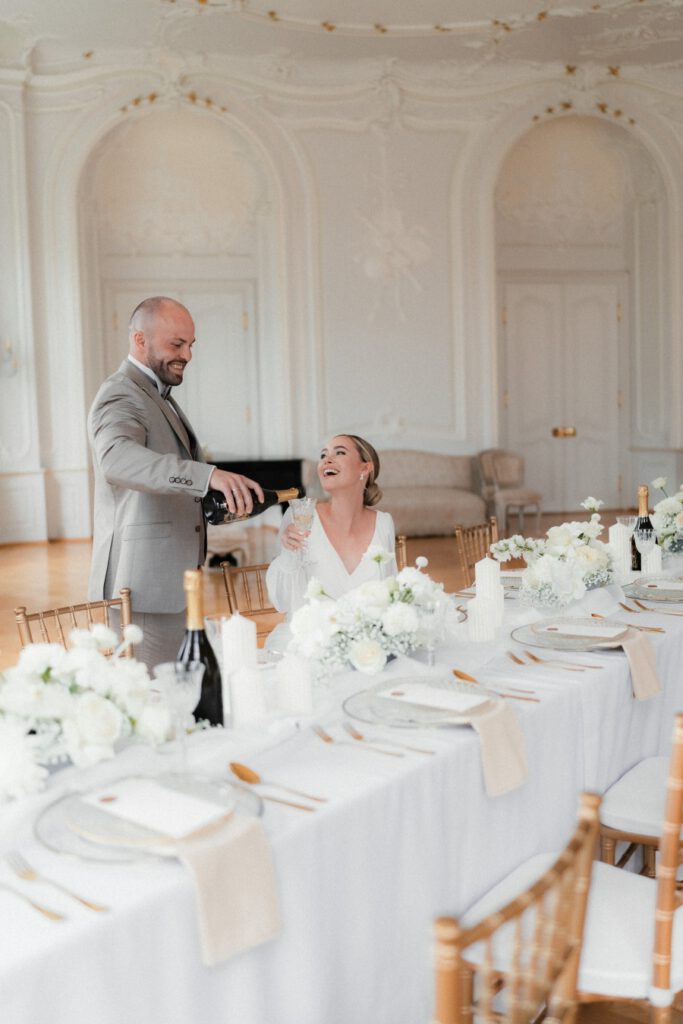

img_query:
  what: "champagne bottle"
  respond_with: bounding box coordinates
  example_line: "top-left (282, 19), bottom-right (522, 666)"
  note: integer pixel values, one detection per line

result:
top-left (631, 483), bottom-right (653, 572)
top-left (177, 569), bottom-right (223, 726)
top-left (202, 486), bottom-right (302, 526)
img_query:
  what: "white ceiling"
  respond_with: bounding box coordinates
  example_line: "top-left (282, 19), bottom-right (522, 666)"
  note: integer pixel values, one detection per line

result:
top-left (1, 0), bottom-right (683, 72)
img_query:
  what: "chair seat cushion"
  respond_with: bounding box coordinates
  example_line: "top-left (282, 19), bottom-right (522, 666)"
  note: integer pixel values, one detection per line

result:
top-left (460, 854), bottom-right (683, 1002)
top-left (497, 488), bottom-right (542, 507)
top-left (380, 487), bottom-right (486, 536)
top-left (600, 757), bottom-right (669, 837)
top-left (579, 861), bottom-right (683, 999)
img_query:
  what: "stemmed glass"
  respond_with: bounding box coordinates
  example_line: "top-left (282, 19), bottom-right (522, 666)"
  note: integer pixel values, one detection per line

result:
top-left (289, 497), bottom-right (316, 565)
top-left (633, 527), bottom-right (656, 558)
top-left (421, 600), bottom-right (446, 667)
top-left (153, 661), bottom-right (205, 773)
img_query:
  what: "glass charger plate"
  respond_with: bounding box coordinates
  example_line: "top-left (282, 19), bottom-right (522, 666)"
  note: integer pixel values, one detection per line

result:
top-left (625, 576), bottom-right (683, 603)
top-left (511, 617), bottom-right (635, 653)
top-left (342, 674), bottom-right (500, 730)
top-left (34, 773), bottom-right (263, 864)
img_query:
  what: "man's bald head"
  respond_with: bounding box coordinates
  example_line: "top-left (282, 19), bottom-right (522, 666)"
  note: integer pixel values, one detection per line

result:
top-left (128, 296), bottom-right (195, 388)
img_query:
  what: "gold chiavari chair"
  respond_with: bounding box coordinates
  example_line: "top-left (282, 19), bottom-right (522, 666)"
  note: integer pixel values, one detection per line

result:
top-left (396, 535), bottom-right (408, 571)
top-left (220, 562), bottom-right (284, 645)
top-left (14, 587), bottom-right (133, 657)
top-left (454, 517), bottom-right (499, 587)
top-left (575, 713), bottom-right (683, 1020)
top-left (434, 792), bottom-right (601, 1024)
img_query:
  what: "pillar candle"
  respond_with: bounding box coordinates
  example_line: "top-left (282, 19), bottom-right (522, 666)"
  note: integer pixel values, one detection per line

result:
top-left (277, 653), bottom-right (314, 715)
top-left (221, 613), bottom-right (257, 713)
top-left (467, 596), bottom-right (497, 643)
top-left (608, 523), bottom-right (632, 579)
top-left (475, 556), bottom-right (500, 598)
top-left (230, 666), bottom-right (267, 727)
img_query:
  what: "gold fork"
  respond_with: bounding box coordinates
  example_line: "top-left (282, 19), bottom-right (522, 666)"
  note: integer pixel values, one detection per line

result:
top-left (5, 851), bottom-right (109, 913)
top-left (591, 612), bottom-right (664, 634)
top-left (631, 598), bottom-right (683, 618)
top-left (342, 721), bottom-right (435, 755)
top-left (311, 723), bottom-right (404, 757)
top-left (0, 880), bottom-right (65, 921)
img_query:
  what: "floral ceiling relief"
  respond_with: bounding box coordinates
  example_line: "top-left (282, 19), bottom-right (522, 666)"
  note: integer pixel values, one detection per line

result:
top-left (355, 132), bottom-right (432, 322)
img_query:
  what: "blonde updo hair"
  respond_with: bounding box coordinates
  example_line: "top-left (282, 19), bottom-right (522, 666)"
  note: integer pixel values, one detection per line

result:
top-left (346, 434), bottom-right (382, 508)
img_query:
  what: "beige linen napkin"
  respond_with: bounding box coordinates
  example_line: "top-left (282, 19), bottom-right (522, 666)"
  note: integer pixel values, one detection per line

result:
top-left (177, 814), bottom-right (282, 966)
top-left (471, 702), bottom-right (528, 798)
top-left (621, 631), bottom-right (661, 700)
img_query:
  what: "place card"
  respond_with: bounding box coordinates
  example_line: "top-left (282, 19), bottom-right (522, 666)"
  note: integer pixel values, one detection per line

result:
top-left (81, 778), bottom-right (233, 839)
top-left (378, 682), bottom-right (488, 714)
top-left (534, 622), bottom-right (626, 640)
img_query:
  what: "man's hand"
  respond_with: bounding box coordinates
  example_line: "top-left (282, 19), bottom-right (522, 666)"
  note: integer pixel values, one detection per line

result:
top-left (208, 469), bottom-right (265, 517)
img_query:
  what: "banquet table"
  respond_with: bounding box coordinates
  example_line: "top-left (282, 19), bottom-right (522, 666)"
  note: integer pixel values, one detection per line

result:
top-left (1, 601), bottom-right (682, 1024)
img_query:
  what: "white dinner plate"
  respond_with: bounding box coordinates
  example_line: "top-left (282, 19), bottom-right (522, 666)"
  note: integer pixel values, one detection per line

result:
top-left (512, 617), bottom-right (635, 653)
top-left (343, 674), bottom-right (500, 729)
top-left (34, 773), bottom-right (262, 863)
top-left (625, 576), bottom-right (683, 603)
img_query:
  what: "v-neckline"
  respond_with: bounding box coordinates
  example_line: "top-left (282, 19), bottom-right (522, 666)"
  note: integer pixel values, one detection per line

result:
top-left (315, 508), bottom-right (379, 577)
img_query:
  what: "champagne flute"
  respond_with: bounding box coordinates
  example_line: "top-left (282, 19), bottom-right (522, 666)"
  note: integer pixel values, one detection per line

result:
top-left (153, 661), bottom-right (205, 773)
top-left (289, 497), bottom-right (316, 565)
top-left (633, 527), bottom-right (656, 557)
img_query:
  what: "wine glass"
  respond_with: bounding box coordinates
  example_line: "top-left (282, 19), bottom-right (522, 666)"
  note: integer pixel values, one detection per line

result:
top-left (633, 527), bottom-right (656, 558)
top-left (616, 515), bottom-right (637, 532)
top-left (289, 497), bottom-right (316, 564)
top-left (153, 661), bottom-right (205, 772)
top-left (420, 600), bottom-right (446, 667)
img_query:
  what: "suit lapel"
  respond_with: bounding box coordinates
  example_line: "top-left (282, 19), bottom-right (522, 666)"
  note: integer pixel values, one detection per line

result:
top-left (121, 360), bottom-right (194, 457)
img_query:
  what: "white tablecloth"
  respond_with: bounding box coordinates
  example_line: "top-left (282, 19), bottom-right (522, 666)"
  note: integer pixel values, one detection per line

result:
top-left (1, 607), bottom-right (681, 1024)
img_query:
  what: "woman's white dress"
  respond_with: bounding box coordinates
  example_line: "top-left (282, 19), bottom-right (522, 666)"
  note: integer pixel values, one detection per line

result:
top-left (265, 506), bottom-right (397, 649)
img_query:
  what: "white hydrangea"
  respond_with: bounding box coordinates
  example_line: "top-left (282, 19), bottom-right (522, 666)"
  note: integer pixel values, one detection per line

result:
top-left (0, 717), bottom-right (49, 802)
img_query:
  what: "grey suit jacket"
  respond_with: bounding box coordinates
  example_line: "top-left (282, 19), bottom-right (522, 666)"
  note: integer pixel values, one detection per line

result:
top-left (88, 359), bottom-right (214, 613)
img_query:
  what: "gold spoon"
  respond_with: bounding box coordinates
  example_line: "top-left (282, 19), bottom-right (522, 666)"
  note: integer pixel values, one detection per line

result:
top-left (228, 761), bottom-right (328, 803)
top-left (452, 668), bottom-right (540, 702)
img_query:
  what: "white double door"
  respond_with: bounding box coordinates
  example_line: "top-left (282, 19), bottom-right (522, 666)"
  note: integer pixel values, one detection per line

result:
top-left (499, 275), bottom-right (626, 512)
top-left (105, 282), bottom-right (259, 458)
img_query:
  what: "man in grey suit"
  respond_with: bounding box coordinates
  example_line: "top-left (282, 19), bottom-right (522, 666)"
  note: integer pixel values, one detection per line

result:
top-left (88, 296), bottom-right (263, 669)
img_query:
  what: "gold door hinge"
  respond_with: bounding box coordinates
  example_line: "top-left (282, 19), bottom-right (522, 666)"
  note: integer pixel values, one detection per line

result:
top-left (502, 388), bottom-right (509, 409)
top-left (501, 306), bottom-right (508, 326)
top-left (242, 310), bottom-right (249, 331)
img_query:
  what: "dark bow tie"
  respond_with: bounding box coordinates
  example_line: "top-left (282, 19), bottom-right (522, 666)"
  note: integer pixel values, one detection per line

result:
top-left (159, 385), bottom-right (172, 400)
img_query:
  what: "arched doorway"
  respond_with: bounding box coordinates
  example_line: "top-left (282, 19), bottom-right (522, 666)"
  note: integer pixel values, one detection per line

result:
top-left (494, 115), bottom-right (668, 512)
top-left (78, 106), bottom-right (283, 461)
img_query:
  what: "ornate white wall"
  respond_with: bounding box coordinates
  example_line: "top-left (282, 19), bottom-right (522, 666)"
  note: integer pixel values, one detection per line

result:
top-left (1, 54), bottom-right (683, 541)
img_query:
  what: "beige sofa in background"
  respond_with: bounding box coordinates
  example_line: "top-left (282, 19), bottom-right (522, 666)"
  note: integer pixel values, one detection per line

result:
top-left (302, 449), bottom-right (486, 537)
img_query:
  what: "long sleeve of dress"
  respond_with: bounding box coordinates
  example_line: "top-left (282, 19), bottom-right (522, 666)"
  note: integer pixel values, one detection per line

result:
top-left (265, 509), bottom-right (309, 613)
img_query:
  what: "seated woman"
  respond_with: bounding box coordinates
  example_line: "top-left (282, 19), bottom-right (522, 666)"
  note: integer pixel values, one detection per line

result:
top-left (266, 434), bottom-right (396, 634)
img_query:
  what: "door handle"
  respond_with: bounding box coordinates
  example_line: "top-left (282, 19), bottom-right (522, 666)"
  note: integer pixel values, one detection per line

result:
top-left (552, 426), bottom-right (577, 438)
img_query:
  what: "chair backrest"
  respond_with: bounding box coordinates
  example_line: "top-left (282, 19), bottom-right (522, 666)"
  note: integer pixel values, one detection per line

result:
top-left (396, 535), bottom-right (408, 571)
top-left (14, 588), bottom-right (133, 657)
top-left (491, 450), bottom-right (525, 490)
top-left (220, 562), bottom-right (282, 643)
top-left (652, 713), bottom-right (683, 997)
top-left (454, 518), bottom-right (499, 587)
top-left (433, 791), bottom-right (601, 1024)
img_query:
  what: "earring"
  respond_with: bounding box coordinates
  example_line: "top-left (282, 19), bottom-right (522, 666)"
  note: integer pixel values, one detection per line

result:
top-left (360, 474), bottom-right (365, 482)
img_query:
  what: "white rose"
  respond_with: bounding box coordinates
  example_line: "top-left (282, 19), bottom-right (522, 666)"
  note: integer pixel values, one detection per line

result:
top-left (545, 525), bottom-right (574, 551)
top-left (655, 497), bottom-right (681, 516)
top-left (651, 477), bottom-right (668, 491)
top-left (580, 497), bottom-right (604, 512)
top-left (352, 579), bottom-right (394, 618)
top-left (0, 675), bottom-right (74, 719)
top-left (348, 639), bottom-right (387, 675)
top-left (382, 603), bottom-right (419, 636)
top-left (136, 701), bottom-right (172, 745)
top-left (575, 545), bottom-right (601, 567)
top-left (16, 643), bottom-right (68, 678)
top-left (90, 623), bottom-right (120, 651)
top-left (62, 692), bottom-right (124, 767)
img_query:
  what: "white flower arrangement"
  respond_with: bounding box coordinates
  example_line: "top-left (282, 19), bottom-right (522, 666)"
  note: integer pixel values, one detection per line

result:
top-left (490, 499), bottom-right (614, 609)
top-left (650, 478), bottom-right (683, 554)
top-left (0, 624), bottom-right (172, 803)
top-left (288, 554), bottom-right (455, 675)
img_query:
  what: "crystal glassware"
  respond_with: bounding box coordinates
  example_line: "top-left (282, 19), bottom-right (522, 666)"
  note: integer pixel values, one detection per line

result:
top-left (153, 661), bottom-right (205, 772)
top-left (633, 527), bottom-right (656, 557)
top-left (289, 496), bottom-right (316, 564)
